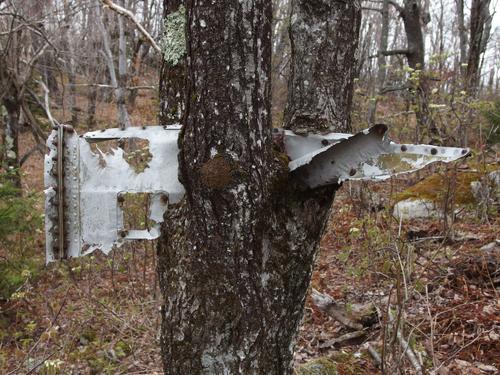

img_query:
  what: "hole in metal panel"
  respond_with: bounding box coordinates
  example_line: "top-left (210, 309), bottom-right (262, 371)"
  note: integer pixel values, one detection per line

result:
top-left (87, 138), bottom-right (152, 173)
top-left (118, 192), bottom-right (156, 231)
top-left (89, 139), bottom-right (119, 168)
top-left (121, 138), bottom-right (152, 174)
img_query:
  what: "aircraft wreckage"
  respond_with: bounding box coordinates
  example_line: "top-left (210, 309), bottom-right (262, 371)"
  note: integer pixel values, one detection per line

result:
top-left (44, 124), bottom-right (469, 263)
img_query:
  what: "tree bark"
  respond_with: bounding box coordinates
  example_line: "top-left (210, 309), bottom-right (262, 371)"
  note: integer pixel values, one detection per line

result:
top-left (368, 0), bottom-right (390, 124)
top-left (388, 0), bottom-right (438, 142)
top-left (455, 0), bottom-right (467, 78)
top-left (159, 0), bottom-right (186, 125)
top-left (157, 1), bottom-right (361, 374)
top-left (467, 0), bottom-right (492, 95)
top-left (283, 0), bottom-right (361, 133)
top-left (63, 0), bottom-right (79, 127)
top-left (1, 95), bottom-right (21, 188)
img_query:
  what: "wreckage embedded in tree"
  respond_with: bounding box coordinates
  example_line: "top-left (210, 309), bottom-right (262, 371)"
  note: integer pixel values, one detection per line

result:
top-left (44, 124), bottom-right (469, 262)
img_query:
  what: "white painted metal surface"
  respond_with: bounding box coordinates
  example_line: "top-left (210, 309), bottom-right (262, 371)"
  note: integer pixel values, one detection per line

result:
top-left (44, 124), bottom-right (469, 262)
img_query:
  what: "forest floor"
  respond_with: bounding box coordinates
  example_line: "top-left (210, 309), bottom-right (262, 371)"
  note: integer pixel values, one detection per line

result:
top-left (0, 123), bottom-right (499, 374)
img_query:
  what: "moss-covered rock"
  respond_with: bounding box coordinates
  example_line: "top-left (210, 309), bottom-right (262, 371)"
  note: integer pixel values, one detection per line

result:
top-left (295, 357), bottom-right (338, 375)
top-left (395, 167), bottom-right (497, 206)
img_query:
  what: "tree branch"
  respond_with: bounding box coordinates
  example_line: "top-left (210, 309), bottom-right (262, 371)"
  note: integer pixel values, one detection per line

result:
top-left (100, 0), bottom-right (161, 54)
top-left (20, 144), bottom-right (46, 166)
top-left (388, 0), bottom-right (404, 13)
top-left (362, 6), bottom-right (383, 12)
top-left (380, 49), bottom-right (411, 56)
top-left (38, 80), bottom-right (60, 128)
top-left (65, 83), bottom-right (156, 90)
top-left (20, 101), bottom-right (48, 143)
top-left (380, 84), bottom-right (409, 94)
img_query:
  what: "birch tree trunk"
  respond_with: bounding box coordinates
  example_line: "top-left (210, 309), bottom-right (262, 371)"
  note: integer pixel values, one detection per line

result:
top-left (157, 1), bottom-right (361, 374)
top-left (1, 95), bottom-right (21, 187)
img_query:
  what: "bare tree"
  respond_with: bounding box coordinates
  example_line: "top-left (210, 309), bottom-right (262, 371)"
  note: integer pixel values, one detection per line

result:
top-left (375, 0), bottom-right (439, 142)
top-left (455, 0), bottom-right (468, 77)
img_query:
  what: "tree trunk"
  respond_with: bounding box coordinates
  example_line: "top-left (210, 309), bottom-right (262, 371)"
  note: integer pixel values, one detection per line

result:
top-left (368, 0), bottom-right (390, 124)
top-left (398, 0), bottom-right (439, 142)
top-left (157, 1), bottom-right (361, 374)
top-left (283, 0), bottom-right (361, 133)
top-left (96, 0), bottom-right (132, 129)
top-left (1, 96), bottom-right (21, 188)
top-left (455, 0), bottom-right (467, 78)
top-left (467, 0), bottom-right (492, 95)
top-left (159, 0), bottom-right (186, 125)
top-left (85, 3), bottom-right (100, 130)
top-left (117, 2), bottom-right (130, 128)
top-left (63, 0), bottom-right (79, 127)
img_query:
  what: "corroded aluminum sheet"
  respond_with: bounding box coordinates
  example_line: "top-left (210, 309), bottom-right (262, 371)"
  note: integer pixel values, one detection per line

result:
top-left (286, 124), bottom-right (470, 188)
top-left (44, 124), bottom-right (469, 262)
top-left (45, 125), bottom-right (183, 262)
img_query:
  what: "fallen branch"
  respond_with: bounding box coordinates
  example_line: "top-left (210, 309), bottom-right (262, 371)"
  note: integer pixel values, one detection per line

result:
top-left (367, 343), bottom-right (382, 367)
top-left (388, 310), bottom-right (423, 375)
top-left (380, 85), bottom-right (409, 94)
top-left (311, 289), bottom-right (363, 331)
top-left (396, 329), bottom-right (423, 374)
top-left (100, 0), bottom-right (161, 54)
top-left (318, 330), bottom-right (366, 349)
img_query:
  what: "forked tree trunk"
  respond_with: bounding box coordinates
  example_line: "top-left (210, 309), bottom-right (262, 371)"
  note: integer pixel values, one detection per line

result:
top-left (157, 1), bottom-right (361, 373)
